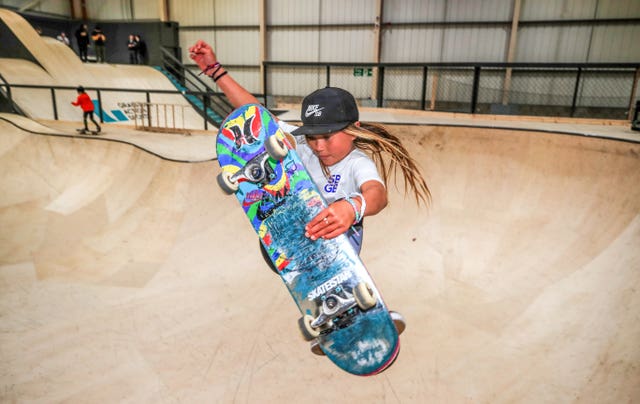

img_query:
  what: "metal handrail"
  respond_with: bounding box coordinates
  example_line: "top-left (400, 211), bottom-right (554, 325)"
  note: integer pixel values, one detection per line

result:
top-left (159, 47), bottom-right (234, 118)
top-left (262, 61), bottom-right (640, 118)
top-left (0, 82), bottom-right (215, 129)
top-left (132, 101), bottom-right (191, 135)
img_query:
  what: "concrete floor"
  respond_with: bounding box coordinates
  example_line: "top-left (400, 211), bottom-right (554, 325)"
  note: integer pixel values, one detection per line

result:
top-left (1, 112), bottom-right (639, 403)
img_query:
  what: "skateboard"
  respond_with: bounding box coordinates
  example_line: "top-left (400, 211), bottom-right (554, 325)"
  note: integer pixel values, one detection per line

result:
top-left (76, 128), bottom-right (100, 135)
top-left (215, 104), bottom-right (400, 376)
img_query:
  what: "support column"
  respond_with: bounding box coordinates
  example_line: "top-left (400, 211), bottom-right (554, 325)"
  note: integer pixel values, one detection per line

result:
top-left (628, 67), bottom-right (640, 121)
top-left (79, 0), bottom-right (88, 20)
top-left (259, 0), bottom-right (267, 96)
top-left (372, 0), bottom-right (383, 101)
top-left (158, 0), bottom-right (169, 21)
top-left (502, 0), bottom-right (521, 105)
top-left (69, 0), bottom-right (77, 19)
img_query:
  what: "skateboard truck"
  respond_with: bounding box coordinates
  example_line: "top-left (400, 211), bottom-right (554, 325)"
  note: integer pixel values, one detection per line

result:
top-left (311, 290), bottom-right (357, 328)
top-left (299, 282), bottom-right (377, 340)
top-left (218, 135), bottom-right (288, 194)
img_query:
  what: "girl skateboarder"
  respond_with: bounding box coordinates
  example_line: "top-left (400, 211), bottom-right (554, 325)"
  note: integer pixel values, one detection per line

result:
top-left (190, 40), bottom-right (427, 352)
top-left (189, 40), bottom-right (430, 242)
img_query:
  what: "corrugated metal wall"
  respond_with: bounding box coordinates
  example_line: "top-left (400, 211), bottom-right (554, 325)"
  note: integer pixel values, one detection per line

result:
top-left (163, 0), bottom-right (639, 100)
top-left (0, 0), bottom-right (70, 16)
top-left (517, 0), bottom-right (640, 63)
top-left (6, 0), bottom-right (637, 64)
top-left (87, 0), bottom-right (134, 20)
top-left (132, 0), bottom-right (159, 20)
top-left (4, 0), bottom-right (636, 109)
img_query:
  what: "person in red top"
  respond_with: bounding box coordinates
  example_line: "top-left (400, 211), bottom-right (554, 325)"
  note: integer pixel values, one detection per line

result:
top-left (71, 86), bottom-right (101, 134)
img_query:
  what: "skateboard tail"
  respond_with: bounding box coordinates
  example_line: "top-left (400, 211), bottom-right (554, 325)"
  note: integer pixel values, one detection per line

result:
top-left (325, 337), bottom-right (400, 376)
top-left (362, 340), bottom-right (400, 376)
top-left (318, 308), bottom-right (400, 376)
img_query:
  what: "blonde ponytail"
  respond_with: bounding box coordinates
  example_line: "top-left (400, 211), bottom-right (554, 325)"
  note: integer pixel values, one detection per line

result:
top-left (344, 123), bottom-right (431, 206)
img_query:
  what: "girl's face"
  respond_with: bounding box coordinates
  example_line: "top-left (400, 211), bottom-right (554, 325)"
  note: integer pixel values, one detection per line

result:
top-left (305, 130), bottom-right (355, 166)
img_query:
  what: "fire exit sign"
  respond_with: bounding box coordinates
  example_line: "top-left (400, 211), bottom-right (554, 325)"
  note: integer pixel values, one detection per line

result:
top-left (353, 67), bottom-right (372, 77)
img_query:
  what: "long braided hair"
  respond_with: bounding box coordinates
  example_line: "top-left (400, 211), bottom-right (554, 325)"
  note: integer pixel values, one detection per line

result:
top-left (343, 122), bottom-right (431, 206)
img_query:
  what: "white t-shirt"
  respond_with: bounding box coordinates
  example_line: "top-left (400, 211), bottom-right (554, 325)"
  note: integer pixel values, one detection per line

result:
top-left (278, 121), bottom-right (384, 204)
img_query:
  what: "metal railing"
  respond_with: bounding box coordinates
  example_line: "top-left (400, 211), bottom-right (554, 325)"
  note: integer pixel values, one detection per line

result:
top-left (3, 62), bottom-right (638, 126)
top-left (132, 102), bottom-right (191, 135)
top-left (0, 82), bottom-right (220, 130)
top-left (158, 46), bottom-right (234, 122)
top-left (263, 62), bottom-right (640, 120)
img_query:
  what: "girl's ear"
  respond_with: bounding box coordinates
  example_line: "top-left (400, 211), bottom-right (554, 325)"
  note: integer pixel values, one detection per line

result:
top-left (354, 121), bottom-right (361, 128)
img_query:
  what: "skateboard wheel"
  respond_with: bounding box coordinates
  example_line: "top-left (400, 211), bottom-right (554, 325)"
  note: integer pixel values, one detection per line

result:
top-left (310, 339), bottom-right (325, 356)
top-left (217, 171), bottom-right (239, 194)
top-left (265, 135), bottom-right (288, 161)
top-left (354, 282), bottom-right (376, 311)
top-left (390, 311), bottom-right (406, 335)
top-left (298, 314), bottom-right (320, 341)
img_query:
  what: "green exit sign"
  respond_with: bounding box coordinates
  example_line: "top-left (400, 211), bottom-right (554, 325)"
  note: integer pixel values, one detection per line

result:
top-left (353, 67), bottom-right (373, 77)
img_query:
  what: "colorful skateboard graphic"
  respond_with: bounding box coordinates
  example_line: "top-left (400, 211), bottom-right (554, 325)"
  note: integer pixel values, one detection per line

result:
top-left (216, 104), bottom-right (399, 376)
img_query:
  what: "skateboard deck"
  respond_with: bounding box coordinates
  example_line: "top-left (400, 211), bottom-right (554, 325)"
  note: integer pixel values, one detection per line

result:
top-left (76, 128), bottom-right (100, 135)
top-left (216, 104), bottom-right (399, 376)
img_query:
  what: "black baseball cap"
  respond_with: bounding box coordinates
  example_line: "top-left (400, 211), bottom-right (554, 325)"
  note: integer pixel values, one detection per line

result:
top-left (291, 87), bottom-right (359, 136)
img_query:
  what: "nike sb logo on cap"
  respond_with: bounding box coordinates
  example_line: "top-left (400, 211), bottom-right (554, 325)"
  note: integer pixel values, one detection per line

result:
top-left (305, 104), bottom-right (325, 118)
top-left (291, 87), bottom-right (359, 136)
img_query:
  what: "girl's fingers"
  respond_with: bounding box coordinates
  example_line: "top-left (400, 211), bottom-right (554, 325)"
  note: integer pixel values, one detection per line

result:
top-left (305, 202), bottom-right (352, 240)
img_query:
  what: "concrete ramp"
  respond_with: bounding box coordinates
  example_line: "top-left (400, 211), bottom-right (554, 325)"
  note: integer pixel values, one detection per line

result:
top-left (1, 117), bottom-right (638, 402)
top-left (0, 8), bottom-right (208, 129)
top-left (0, 8), bottom-right (88, 83)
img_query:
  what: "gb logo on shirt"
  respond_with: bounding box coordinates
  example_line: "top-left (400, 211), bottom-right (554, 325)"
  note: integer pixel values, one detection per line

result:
top-left (324, 174), bottom-right (341, 193)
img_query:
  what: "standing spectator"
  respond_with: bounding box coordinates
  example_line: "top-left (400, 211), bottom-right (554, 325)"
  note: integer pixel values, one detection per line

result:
top-left (135, 34), bottom-right (146, 64)
top-left (75, 24), bottom-right (89, 62)
top-left (91, 26), bottom-right (106, 63)
top-left (56, 32), bottom-right (70, 46)
top-left (127, 34), bottom-right (139, 64)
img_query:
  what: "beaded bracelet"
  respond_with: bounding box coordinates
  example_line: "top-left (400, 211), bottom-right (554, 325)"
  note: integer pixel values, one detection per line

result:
top-left (345, 197), bottom-right (359, 224)
top-left (198, 62), bottom-right (220, 76)
top-left (345, 193), bottom-right (366, 225)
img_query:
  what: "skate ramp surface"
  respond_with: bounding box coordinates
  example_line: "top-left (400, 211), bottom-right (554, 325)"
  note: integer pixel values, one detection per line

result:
top-left (0, 8), bottom-right (206, 128)
top-left (1, 117), bottom-right (639, 402)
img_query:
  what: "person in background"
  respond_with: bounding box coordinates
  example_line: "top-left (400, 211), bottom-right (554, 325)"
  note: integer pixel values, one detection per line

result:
top-left (56, 32), bottom-right (70, 46)
top-left (91, 25), bottom-right (106, 63)
top-left (75, 24), bottom-right (89, 62)
top-left (71, 86), bottom-right (101, 134)
top-left (127, 34), bottom-right (139, 64)
top-left (135, 34), bottom-right (147, 64)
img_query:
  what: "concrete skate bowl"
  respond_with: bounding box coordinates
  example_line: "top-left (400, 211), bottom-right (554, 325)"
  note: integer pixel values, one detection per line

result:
top-left (1, 118), bottom-right (639, 402)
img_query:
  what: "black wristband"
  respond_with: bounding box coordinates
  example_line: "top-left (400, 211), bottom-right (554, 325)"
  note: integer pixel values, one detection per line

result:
top-left (207, 64), bottom-right (222, 78)
top-left (213, 71), bottom-right (228, 83)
